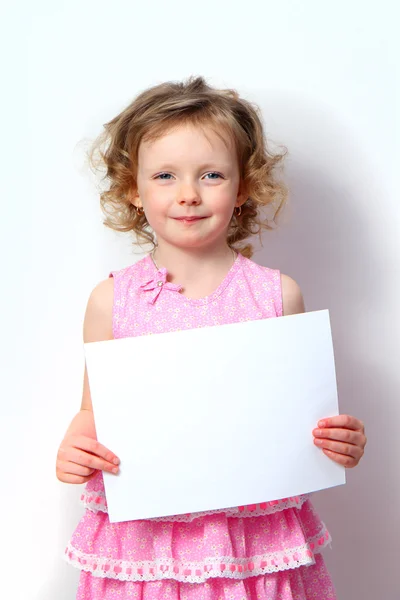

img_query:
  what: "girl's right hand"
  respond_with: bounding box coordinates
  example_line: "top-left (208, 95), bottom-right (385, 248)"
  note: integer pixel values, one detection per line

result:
top-left (56, 434), bottom-right (120, 484)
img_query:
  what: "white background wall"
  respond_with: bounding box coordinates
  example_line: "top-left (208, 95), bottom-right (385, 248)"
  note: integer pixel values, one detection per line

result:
top-left (3, 1), bottom-right (399, 598)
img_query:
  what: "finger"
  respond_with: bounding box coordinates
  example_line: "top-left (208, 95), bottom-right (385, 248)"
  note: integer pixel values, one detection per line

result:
top-left (318, 415), bottom-right (364, 432)
top-left (56, 460), bottom-right (96, 478)
top-left (314, 437), bottom-right (364, 460)
top-left (58, 435), bottom-right (120, 470)
top-left (60, 447), bottom-right (119, 473)
top-left (322, 448), bottom-right (358, 468)
top-left (313, 428), bottom-right (365, 446)
top-left (70, 435), bottom-right (120, 465)
top-left (57, 470), bottom-right (95, 485)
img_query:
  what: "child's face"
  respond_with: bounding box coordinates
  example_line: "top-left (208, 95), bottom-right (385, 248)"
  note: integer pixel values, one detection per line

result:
top-left (133, 124), bottom-right (245, 252)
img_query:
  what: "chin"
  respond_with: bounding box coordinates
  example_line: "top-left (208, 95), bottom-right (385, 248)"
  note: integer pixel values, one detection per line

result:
top-left (160, 227), bottom-right (229, 251)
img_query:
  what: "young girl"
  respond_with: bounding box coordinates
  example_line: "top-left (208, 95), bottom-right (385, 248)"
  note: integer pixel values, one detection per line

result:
top-left (56, 76), bottom-right (366, 600)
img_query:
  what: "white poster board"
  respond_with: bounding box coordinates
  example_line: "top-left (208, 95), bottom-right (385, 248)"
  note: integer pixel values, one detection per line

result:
top-left (85, 309), bottom-right (345, 523)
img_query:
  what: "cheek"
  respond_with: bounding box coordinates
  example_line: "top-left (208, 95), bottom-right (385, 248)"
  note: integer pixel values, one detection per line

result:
top-left (211, 190), bottom-right (237, 215)
top-left (142, 187), bottom-right (170, 212)
top-left (144, 204), bottom-right (165, 226)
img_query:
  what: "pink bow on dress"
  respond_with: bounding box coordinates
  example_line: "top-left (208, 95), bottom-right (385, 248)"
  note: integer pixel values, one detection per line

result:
top-left (140, 268), bottom-right (183, 305)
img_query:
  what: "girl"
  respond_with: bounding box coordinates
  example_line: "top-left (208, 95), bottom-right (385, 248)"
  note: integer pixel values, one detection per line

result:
top-left (56, 76), bottom-right (366, 600)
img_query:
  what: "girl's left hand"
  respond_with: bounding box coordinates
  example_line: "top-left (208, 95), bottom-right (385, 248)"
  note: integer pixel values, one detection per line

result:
top-left (312, 415), bottom-right (367, 468)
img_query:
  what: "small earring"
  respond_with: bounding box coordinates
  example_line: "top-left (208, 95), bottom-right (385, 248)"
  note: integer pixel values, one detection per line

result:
top-left (135, 206), bottom-right (144, 216)
top-left (235, 206), bottom-right (242, 217)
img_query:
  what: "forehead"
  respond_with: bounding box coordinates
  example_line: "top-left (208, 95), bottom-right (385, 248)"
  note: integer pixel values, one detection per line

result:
top-left (138, 123), bottom-right (236, 164)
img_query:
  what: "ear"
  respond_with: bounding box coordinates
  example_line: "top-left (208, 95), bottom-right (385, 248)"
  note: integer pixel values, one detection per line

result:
top-left (128, 186), bottom-right (142, 208)
top-left (235, 183), bottom-right (247, 207)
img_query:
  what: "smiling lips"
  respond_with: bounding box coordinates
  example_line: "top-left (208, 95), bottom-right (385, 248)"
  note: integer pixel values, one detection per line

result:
top-left (173, 216), bottom-right (207, 222)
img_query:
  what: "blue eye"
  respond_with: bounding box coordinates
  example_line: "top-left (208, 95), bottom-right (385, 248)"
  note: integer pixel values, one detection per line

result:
top-left (204, 172), bottom-right (223, 180)
top-left (154, 172), bottom-right (223, 180)
top-left (155, 173), bottom-right (173, 180)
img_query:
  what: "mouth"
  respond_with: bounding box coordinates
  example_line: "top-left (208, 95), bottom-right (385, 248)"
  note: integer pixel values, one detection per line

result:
top-left (173, 216), bottom-right (207, 223)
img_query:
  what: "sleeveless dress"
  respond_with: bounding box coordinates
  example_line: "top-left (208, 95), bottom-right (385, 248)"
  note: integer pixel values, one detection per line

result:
top-left (65, 252), bottom-right (337, 599)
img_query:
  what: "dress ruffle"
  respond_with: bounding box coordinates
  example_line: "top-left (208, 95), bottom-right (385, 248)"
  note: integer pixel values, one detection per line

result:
top-left (81, 472), bottom-right (311, 522)
top-left (76, 554), bottom-right (336, 600)
top-left (66, 486), bottom-right (331, 583)
top-left (80, 486), bottom-right (311, 522)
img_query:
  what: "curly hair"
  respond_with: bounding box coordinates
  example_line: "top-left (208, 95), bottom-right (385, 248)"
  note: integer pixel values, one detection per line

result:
top-left (89, 76), bottom-right (288, 258)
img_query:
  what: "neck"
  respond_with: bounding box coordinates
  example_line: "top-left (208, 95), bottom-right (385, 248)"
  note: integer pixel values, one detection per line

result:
top-left (151, 242), bottom-right (237, 296)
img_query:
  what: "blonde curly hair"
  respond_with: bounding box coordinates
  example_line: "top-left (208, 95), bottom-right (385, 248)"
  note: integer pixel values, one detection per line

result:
top-left (89, 76), bottom-right (288, 258)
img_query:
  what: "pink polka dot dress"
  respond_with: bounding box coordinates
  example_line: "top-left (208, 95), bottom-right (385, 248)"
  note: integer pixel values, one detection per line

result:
top-left (65, 252), bottom-right (337, 599)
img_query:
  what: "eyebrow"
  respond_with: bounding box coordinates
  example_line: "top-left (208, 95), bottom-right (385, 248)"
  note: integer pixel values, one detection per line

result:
top-left (144, 163), bottom-right (233, 172)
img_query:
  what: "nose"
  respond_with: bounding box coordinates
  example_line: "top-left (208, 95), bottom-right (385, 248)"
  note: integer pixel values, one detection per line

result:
top-left (177, 181), bottom-right (201, 206)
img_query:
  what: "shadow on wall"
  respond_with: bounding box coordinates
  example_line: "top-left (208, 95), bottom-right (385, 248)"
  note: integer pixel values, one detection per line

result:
top-left (254, 93), bottom-right (397, 599)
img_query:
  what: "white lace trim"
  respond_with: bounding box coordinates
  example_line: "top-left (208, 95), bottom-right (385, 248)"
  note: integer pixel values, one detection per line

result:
top-left (80, 490), bottom-right (108, 514)
top-left (80, 490), bottom-right (310, 521)
top-left (65, 525), bottom-right (331, 583)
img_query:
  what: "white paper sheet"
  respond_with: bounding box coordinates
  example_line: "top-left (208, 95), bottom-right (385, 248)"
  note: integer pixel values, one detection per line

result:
top-left (85, 309), bottom-right (345, 523)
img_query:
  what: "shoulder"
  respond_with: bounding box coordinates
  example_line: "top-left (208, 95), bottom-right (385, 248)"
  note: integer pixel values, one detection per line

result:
top-left (88, 277), bottom-right (114, 306)
top-left (84, 277), bottom-right (114, 342)
top-left (109, 255), bottom-right (151, 284)
top-left (280, 274), bottom-right (305, 316)
top-left (241, 256), bottom-right (280, 282)
top-left (83, 257), bottom-right (148, 342)
top-left (242, 257), bottom-right (305, 316)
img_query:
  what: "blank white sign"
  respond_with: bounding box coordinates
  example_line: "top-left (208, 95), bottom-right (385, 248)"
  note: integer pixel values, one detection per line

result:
top-left (85, 309), bottom-right (345, 523)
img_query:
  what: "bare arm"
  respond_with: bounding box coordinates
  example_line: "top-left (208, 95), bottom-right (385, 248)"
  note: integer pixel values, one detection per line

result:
top-left (56, 277), bottom-right (118, 483)
top-left (281, 274), bottom-right (306, 316)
